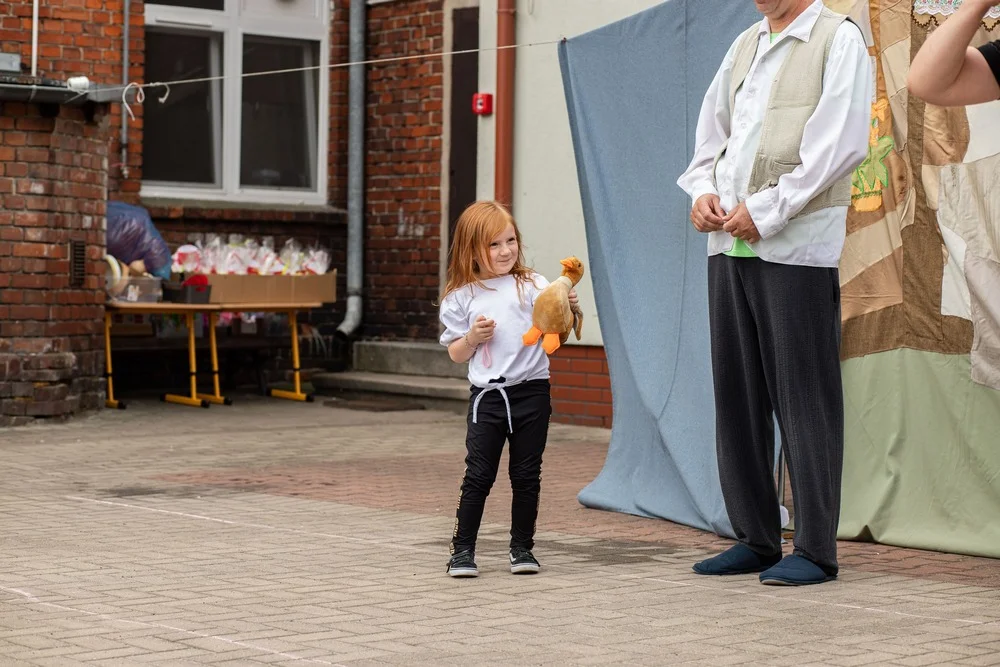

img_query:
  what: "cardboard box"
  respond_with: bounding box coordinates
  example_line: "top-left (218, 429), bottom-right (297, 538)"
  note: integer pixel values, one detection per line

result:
top-left (294, 273), bottom-right (338, 303)
top-left (204, 271), bottom-right (337, 305)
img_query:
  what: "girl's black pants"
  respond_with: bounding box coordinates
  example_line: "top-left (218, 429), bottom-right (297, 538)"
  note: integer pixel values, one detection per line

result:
top-left (451, 379), bottom-right (551, 554)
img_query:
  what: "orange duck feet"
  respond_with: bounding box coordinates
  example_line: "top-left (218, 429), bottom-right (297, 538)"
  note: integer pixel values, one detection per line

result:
top-left (523, 326), bottom-right (543, 346)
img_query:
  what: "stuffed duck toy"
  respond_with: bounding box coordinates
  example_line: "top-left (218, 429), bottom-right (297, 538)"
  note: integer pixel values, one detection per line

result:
top-left (523, 256), bottom-right (585, 355)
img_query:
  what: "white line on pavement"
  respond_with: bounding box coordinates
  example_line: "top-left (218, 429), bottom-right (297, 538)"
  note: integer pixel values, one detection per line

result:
top-left (65, 495), bottom-right (999, 631)
top-left (0, 586), bottom-right (347, 666)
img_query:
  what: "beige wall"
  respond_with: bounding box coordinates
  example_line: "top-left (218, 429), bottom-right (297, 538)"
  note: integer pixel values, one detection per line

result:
top-left (476, 0), bottom-right (663, 346)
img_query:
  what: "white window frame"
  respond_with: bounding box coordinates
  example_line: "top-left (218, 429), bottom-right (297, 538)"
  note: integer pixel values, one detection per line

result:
top-left (141, 0), bottom-right (330, 207)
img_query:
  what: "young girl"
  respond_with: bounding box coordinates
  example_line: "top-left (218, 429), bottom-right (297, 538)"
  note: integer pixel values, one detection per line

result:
top-left (439, 200), bottom-right (576, 578)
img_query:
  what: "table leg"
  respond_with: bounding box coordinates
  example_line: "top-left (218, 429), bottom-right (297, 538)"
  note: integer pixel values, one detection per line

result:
top-left (198, 311), bottom-right (232, 406)
top-left (163, 311), bottom-right (209, 408)
top-left (104, 311), bottom-right (126, 410)
top-left (268, 310), bottom-right (314, 402)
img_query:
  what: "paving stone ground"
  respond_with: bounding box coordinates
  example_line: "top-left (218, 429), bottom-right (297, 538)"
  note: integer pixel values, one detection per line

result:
top-left (1, 395), bottom-right (998, 666)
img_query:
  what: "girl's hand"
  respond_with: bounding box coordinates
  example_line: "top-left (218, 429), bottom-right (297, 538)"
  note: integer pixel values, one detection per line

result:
top-left (568, 289), bottom-right (579, 308)
top-left (467, 315), bottom-right (495, 346)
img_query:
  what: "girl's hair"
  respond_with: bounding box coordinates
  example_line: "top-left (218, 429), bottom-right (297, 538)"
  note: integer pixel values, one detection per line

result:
top-left (444, 200), bottom-right (534, 297)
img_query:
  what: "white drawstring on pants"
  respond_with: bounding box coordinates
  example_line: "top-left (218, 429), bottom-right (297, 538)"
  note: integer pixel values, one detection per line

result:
top-left (471, 379), bottom-right (513, 433)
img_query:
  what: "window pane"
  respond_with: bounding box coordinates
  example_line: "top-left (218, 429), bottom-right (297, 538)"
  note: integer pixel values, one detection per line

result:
top-left (241, 37), bottom-right (319, 190)
top-left (143, 31), bottom-right (223, 186)
top-left (148, 0), bottom-right (224, 10)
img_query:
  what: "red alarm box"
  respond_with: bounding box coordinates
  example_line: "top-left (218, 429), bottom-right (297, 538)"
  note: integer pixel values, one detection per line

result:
top-left (472, 92), bottom-right (493, 115)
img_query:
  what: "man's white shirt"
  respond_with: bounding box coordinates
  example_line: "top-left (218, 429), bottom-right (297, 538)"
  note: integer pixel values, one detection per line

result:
top-left (676, 0), bottom-right (874, 268)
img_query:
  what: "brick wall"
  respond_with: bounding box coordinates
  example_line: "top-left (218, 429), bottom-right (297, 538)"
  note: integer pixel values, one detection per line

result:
top-left (0, 104), bottom-right (111, 425)
top-left (0, 0), bottom-right (136, 195)
top-left (0, 0), bottom-right (119, 77)
top-left (0, 0), bottom-right (121, 423)
top-left (365, 0), bottom-right (445, 340)
top-left (328, 3), bottom-right (349, 209)
top-left (550, 345), bottom-right (613, 428)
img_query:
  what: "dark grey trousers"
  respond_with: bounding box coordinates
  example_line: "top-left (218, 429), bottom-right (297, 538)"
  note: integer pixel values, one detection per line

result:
top-left (708, 255), bottom-right (844, 575)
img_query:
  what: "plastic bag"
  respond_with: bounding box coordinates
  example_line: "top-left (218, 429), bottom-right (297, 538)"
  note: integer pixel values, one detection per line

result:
top-left (222, 233), bottom-right (249, 275)
top-left (106, 201), bottom-right (172, 280)
top-left (245, 238), bottom-right (261, 274)
top-left (258, 237), bottom-right (283, 274)
top-left (199, 234), bottom-right (224, 274)
top-left (279, 238), bottom-right (305, 274)
top-left (171, 244), bottom-right (201, 274)
top-left (303, 245), bottom-right (330, 275)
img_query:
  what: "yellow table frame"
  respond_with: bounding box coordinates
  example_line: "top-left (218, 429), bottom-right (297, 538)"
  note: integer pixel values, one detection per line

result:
top-left (104, 302), bottom-right (321, 409)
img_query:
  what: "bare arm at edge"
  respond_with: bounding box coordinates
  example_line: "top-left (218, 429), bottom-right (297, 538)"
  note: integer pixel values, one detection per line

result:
top-left (908, 0), bottom-right (1000, 106)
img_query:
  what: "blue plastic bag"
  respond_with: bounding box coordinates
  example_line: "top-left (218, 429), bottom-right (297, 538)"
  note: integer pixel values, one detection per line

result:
top-left (106, 200), bottom-right (172, 281)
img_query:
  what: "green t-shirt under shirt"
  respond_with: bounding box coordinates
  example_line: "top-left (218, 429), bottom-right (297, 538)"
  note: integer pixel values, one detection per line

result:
top-left (724, 32), bottom-right (779, 259)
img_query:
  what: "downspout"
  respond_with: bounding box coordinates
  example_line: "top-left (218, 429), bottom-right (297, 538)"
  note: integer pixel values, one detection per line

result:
top-left (336, 0), bottom-right (366, 339)
top-left (494, 0), bottom-right (516, 208)
top-left (31, 0), bottom-right (39, 77)
top-left (120, 0), bottom-right (131, 179)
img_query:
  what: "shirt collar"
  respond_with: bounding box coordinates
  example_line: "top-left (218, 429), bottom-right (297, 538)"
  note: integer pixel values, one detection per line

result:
top-left (758, 0), bottom-right (824, 42)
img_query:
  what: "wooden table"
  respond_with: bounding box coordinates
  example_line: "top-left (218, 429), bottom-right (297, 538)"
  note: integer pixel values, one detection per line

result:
top-left (104, 301), bottom-right (322, 409)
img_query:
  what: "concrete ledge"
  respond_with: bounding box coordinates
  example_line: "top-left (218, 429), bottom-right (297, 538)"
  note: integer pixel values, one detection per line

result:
top-left (354, 340), bottom-right (466, 380)
top-left (313, 371), bottom-right (470, 401)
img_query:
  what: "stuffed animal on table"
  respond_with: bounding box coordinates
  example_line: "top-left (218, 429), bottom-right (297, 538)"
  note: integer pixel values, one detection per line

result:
top-left (523, 256), bottom-right (585, 355)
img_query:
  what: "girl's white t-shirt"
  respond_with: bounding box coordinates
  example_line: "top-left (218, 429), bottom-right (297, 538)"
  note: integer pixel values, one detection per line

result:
top-left (439, 273), bottom-right (551, 388)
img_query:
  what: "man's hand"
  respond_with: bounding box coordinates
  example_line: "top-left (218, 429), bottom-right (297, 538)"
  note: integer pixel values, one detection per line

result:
top-left (722, 202), bottom-right (761, 244)
top-left (568, 289), bottom-right (579, 309)
top-left (690, 194), bottom-right (725, 233)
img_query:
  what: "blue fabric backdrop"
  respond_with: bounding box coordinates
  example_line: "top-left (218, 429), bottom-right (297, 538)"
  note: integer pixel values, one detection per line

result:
top-left (559, 0), bottom-right (762, 536)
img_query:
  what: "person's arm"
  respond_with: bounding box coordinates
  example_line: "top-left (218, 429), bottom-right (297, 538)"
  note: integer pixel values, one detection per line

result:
top-left (676, 42), bottom-right (737, 204)
top-left (448, 321), bottom-right (491, 364)
top-left (736, 24), bottom-right (872, 241)
top-left (908, 0), bottom-right (1000, 106)
top-left (439, 294), bottom-right (492, 364)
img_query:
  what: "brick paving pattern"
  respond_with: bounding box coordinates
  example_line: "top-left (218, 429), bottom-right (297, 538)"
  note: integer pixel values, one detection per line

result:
top-left (1, 396), bottom-right (998, 665)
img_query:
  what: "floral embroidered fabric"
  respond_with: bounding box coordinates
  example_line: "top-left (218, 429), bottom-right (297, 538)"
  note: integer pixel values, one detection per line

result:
top-left (913, 0), bottom-right (1000, 19)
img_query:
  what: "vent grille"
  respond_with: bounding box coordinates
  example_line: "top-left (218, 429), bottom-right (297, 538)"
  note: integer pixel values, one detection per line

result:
top-left (69, 241), bottom-right (86, 288)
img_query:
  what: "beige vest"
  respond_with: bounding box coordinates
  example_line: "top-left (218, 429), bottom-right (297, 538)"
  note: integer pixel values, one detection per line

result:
top-left (713, 7), bottom-right (854, 218)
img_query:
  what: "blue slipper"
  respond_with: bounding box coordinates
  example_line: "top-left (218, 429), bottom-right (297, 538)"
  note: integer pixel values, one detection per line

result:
top-left (692, 544), bottom-right (782, 575)
top-left (759, 554), bottom-right (837, 586)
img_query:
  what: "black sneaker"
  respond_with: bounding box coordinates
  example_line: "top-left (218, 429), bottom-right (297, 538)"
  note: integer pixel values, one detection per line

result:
top-left (447, 550), bottom-right (478, 578)
top-left (509, 547), bottom-right (540, 574)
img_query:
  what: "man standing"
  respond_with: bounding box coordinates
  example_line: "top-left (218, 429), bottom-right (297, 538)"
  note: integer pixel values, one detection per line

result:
top-left (677, 0), bottom-right (872, 586)
top-left (908, 0), bottom-right (1000, 106)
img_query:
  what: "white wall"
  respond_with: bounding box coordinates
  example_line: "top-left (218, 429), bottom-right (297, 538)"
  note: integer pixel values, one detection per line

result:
top-left (477, 0), bottom-right (663, 346)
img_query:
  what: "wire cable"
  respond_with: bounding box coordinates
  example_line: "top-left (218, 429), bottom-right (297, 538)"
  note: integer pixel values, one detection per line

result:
top-left (114, 37), bottom-right (566, 119)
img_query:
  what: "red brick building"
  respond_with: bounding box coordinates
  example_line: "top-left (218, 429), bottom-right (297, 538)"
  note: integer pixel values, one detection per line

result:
top-left (0, 0), bottom-right (118, 424)
top-left (0, 0), bottom-right (612, 427)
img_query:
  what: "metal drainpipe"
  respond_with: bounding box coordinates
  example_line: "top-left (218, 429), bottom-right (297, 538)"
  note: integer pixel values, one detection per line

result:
top-left (120, 0), bottom-right (131, 180)
top-left (494, 0), bottom-right (516, 209)
top-left (335, 0), bottom-right (366, 339)
top-left (31, 0), bottom-right (39, 77)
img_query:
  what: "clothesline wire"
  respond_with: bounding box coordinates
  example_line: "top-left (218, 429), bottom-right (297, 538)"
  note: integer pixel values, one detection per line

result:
top-left (110, 38), bottom-right (566, 118)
